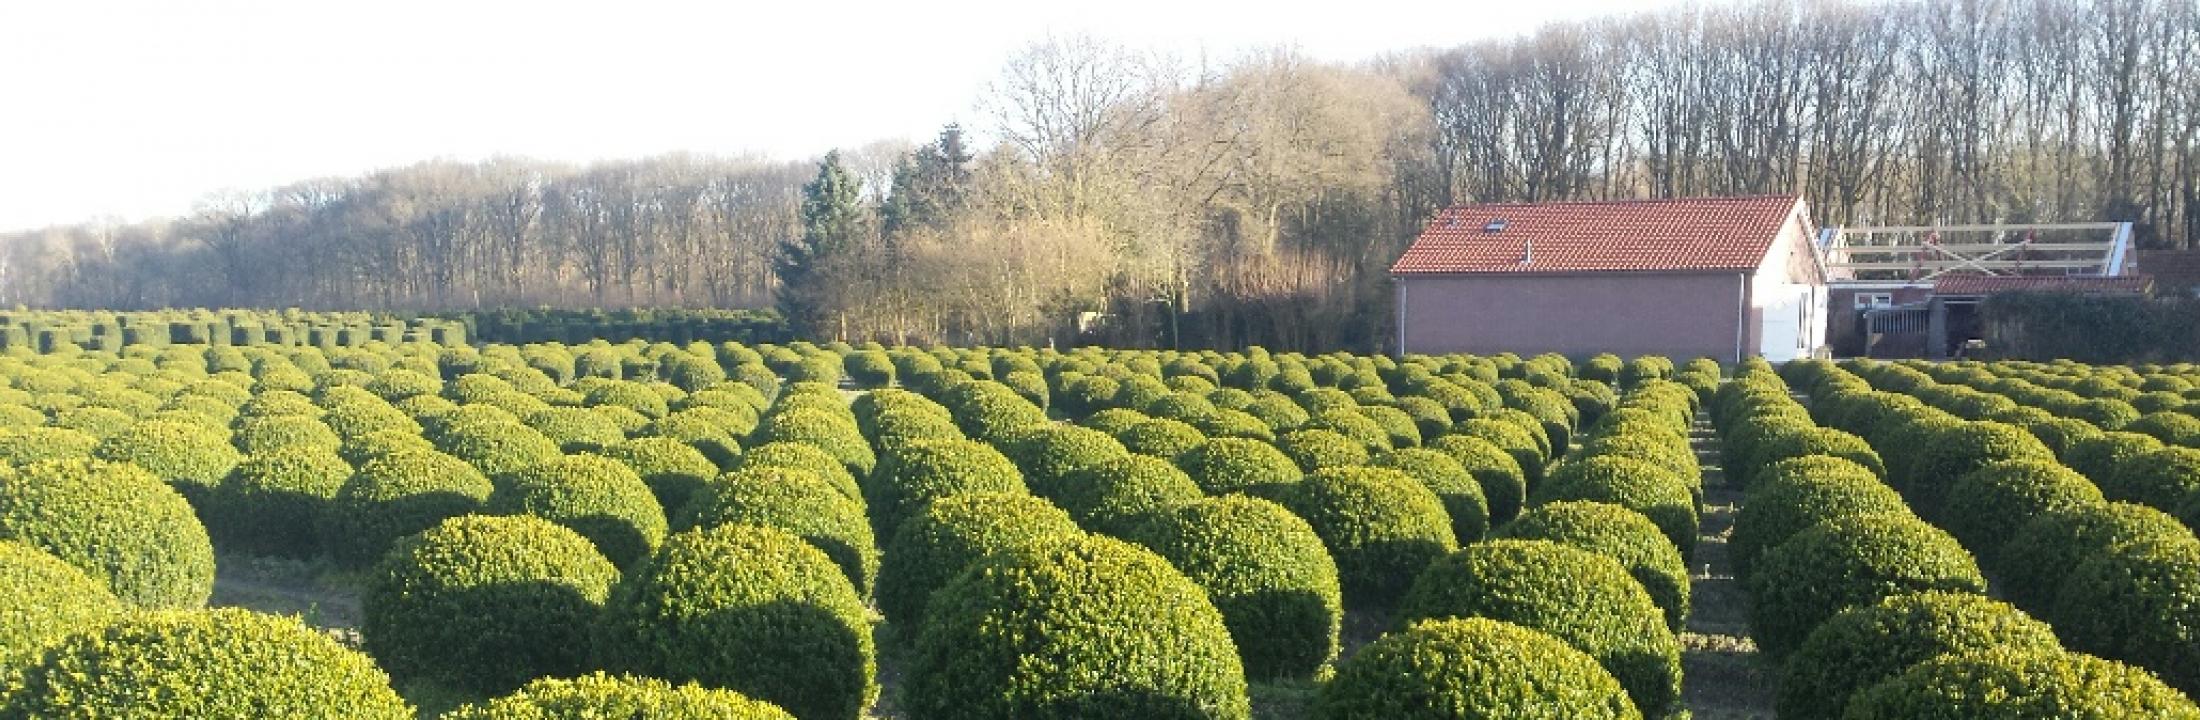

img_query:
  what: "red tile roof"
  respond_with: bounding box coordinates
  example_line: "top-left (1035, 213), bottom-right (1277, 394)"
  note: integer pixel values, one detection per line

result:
top-left (1931, 274), bottom-right (2152, 295)
top-left (1390, 195), bottom-right (1805, 275)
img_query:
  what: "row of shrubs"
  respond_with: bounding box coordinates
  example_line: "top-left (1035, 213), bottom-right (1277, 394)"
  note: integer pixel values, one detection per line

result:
top-left (1721, 360), bottom-right (2200, 715)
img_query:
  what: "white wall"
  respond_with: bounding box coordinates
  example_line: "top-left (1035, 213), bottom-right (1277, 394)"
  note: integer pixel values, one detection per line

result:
top-left (1754, 202), bottom-right (1828, 361)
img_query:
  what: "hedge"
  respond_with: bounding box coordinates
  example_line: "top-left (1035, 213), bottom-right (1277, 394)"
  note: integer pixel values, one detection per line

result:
top-left (1497, 501), bottom-right (1690, 632)
top-left (904, 533), bottom-right (1250, 720)
top-left (1315, 618), bottom-right (1638, 720)
top-left (1, 608), bottom-right (411, 718)
top-left (1999, 501), bottom-right (2196, 611)
top-left (1777, 591), bottom-right (2064, 720)
top-left (1119, 495), bottom-right (1342, 680)
top-left (1747, 513), bottom-right (1988, 660)
top-left (1397, 539), bottom-right (1681, 718)
top-left (874, 492), bottom-right (1082, 632)
top-left (488, 454), bottom-right (668, 568)
top-left (1279, 466), bottom-right (1459, 607)
top-left (680, 465), bottom-right (878, 598)
top-left (1844, 646), bottom-right (2200, 719)
top-left (0, 459), bottom-right (214, 609)
top-left (363, 514), bottom-right (620, 694)
top-left (0, 539), bottom-right (122, 670)
top-left (2050, 536), bottom-right (2200, 696)
top-left (865, 439), bottom-right (1026, 541)
top-left (1537, 454), bottom-right (1698, 557)
top-left (1176, 437), bottom-right (1304, 496)
top-left (325, 449), bottom-right (495, 567)
top-left (441, 672), bottom-right (794, 719)
top-left (600, 524), bottom-right (875, 720)
top-left (201, 445), bottom-right (352, 558)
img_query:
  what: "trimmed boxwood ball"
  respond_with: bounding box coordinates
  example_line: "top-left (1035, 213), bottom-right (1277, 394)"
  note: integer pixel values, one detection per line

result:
top-left (1453, 418), bottom-right (1547, 490)
top-left (1944, 459), bottom-right (2106, 570)
top-left (1081, 407), bottom-right (1152, 435)
top-left (0, 539), bottom-right (123, 668)
top-left (865, 439), bottom-right (1025, 540)
top-left (1003, 424), bottom-right (1129, 501)
top-left (875, 492), bottom-right (1082, 631)
top-left (1844, 647), bottom-right (2200, 719)
top-left (1426, 434), bottom-right (1529, 524)
top-left (756, 408), bottom-right (877, 478)
top-left (441, 672), bottom-right (795, 720)
top-left (1278, 466), bottom-right (1458, 607)
top-left (1779, 591), bottom-right (2064, 720)
top-left (1177, 437), bottom-right (1303, 496)
top-left (202, 445), bottom-right (351, 558)
top-left (489, 454), bottom-right (667, 568)
top-left (2129, 410), bottom-right (2200, 446)
top-left (680, 465), bottom-right (878, 598)
top-left (2101, 446), bottom-right (2200, 512)
top-left (598, 436), bottom-right (720, 515)
top-left (599, 524), bottom-right (876, 720)
top-left (1120, 495), bottom-right (1341, 680)
top-left (1537, 454), bottom-right (1698, 558)
top-left (231, 414), bottom-right (342, 454)
top-left (1498, 501), bottom-right (1690, 632)
top-left (0, 459), bottom-right (213, 609)
top-left (0, 425), bottom-right (96, 466)
top-left (321, 397), bottom-right (424, 440)
top-left (2051, 536), bottom-right (2200, 695)
top-left (1277, 428), bottom-right (1370, 473)
top-left (2000, 501), bottom-right (2195, 612)
top-left (90, 418), bottom-right (242, 498)
top-left (1397, 539), bottom-right (1681, 718)
top-left (1899, 421), bottom-right (2054, 522)
top-left (905, 533), bottom-right (1250, 720)
top-left (1306, 409), bottom-right (1394, 453)
top-left (1371, 448), bottom-right (1490, 543)
top-left (1316, 617), bottom-right (1639, 720)
top-left (524, 406), bottom-right (627, 452)
top-left (439, 419), bottom-right (563, 478)
top-left (1746, 426), bottom-right (1884, 489)
top-left (1, 608), bottom-right (411, 718)
top-left (1748, 513), bottom-right (1987, 660)
top-left (952, 389), bottom-right (1048, 443)
top-left (584, 381), bottom-right (671, 419)
top-left (325, 449), bottom-right (495, 567)
top-left (363, 514), bottom-right (619, 694)
top-left (738, 441), bottom-right (860, 501)
top-left (1054, 454), bottom-right (1205, 533)
top-left (1117, 418), bottom-right (1208, 461)
top-left (1731, 461), bottom-right (1913, 580)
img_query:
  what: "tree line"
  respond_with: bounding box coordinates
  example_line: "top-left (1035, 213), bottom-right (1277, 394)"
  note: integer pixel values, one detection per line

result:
top-left (3, 0), bottom-right (2194, 352)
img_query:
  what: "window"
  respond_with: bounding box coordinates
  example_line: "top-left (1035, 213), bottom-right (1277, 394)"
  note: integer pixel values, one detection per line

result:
top-left (1854, 293), bottom-right (1892, 310)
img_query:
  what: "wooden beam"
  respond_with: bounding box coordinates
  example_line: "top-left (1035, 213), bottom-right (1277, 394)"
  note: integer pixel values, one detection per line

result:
top-left (1833, 243), bottom-right (2114, 254)
top-left (1829, 222), bottom-right (2124, 233)
top-left (1826, 260), bottom-right (2107, 271)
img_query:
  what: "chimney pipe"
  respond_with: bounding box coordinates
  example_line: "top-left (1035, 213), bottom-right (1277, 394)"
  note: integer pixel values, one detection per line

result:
top-left (1521, 238), bottom-right (1533, 266)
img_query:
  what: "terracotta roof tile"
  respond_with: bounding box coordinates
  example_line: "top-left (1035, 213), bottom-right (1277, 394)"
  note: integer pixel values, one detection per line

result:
top-left (1390, 195), bottom-right (1804, 275)
top-left (1931, 274), bottom-right (2151, 295)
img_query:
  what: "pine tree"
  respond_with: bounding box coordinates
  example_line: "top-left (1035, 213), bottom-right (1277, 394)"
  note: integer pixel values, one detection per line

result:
top-left (776, 151), bottom-right (866, 337)
top-left (881, 125), bottom-right (973, 240)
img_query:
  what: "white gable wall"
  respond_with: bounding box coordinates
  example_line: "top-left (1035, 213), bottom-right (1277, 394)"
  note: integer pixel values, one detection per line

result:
top-left (1752, 202), bottom-right (1828, 361)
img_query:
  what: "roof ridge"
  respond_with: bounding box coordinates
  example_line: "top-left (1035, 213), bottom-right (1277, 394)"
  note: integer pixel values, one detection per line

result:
top-left (1436, 193), bottom-right (1801, 212)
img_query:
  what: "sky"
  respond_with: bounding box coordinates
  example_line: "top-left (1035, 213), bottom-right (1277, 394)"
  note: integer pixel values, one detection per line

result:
top-left (0, 0), bottom-right (1700, 233)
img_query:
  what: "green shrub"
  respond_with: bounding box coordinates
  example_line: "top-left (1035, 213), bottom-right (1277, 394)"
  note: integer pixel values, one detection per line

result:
top-left (2051, 537), bottom-right (2200, 695)
top-left (1116, 418), bottom-right (1208, 461)
top-left (905, 533), bottom-right (1249, 720)
top-left (1398, 539), bottom-right (1681, 717)
top-left (598, 436), bottom-right (720, 515)
top-left (1537, 454), bottom-right (1698, 557)
top-left (1731, 460), bottom-right (1912, 580)
top-left (321, 397), bottom-right (423, 439)
top-left (2102, 446), bottom-right (2200, 512)
top-left (865, 439), bottom-right (1026, 540)
top-left (0, 539), bottom-right (122, 669)
top-left (584, 381), bottom-right (671, 419)
top-left (1054, 454), bottom-right (1204, 533)
top-left (489, 454), bottom-right (667, 568)
top-left (1176, 437), bottom-right (1303, 496)
top-left (524, 407), bottom-right (627, 452)
top-left (1944, 459), bottom-right (2106, 570)
top-left (843, 351), bottom-right (895, 389)
top-left (2000, 501), bottom-right (2196, 611)
top-left (2128, 410), bottom-right (2200, 446)
top-left (325, 449), bottom-right (495, 567)
top-left (439, 419), bottom-right (563, 478)
top-left (232, 414), bottom-right (342, 455)
top-left (999, 424), bottom-right (1126, 501)
top-left (680, 465), bottom-right (877, 598)
top-left (736, 441), bottom-right (859, 500)
top-left (1, 608), bottom-right (411, 718)
top-left (202, 445), bottom-right (351, 558)
top-left (90, 418), bottom-right (241, 498)
top-left (600, 524), bottom-right (876, 720)
top-left (363, 514), bottom-right (619, 694)
top-left (339, 427), bottom-right (437, 466)
top-left (0, 426), bottom-right (95, 466)
top-left (1426, 434), bottom-right (1529, 524)
top-left (441, 672), bottom-right (794, 719)
top-left (1081, 407), bottom-right (1153, 435)
top-left (875, 492), bottom-right (1081, 631)
top-left (1452, 418), bottom-right (1546, 490)
top-left (1748, 513), bottom-right (1987, 660)
top-left (0, 459), bottom-right (213, 609)
top-left (1777, 591), bottom-right (2062, 720)
top-left (1315, 617), bottom-right (1638, 720)
top-left (1371, 448), bottom-right (1489, 543)
top-left (51, 406), bottom-right (134, 439)
top-left (949, 386), bottom-right (1047, 443)
top-left (1845, 647), bottom-right (2200, 719)
top-left (1897, 421), bottom-right (2054, 521)
top-left (1120, 495), bottom-right (1341, 680)
top-left (1497, 501), bottom-right (1690, 632)
top-left (2067, 430), bottom-right (2164, 483)
top-left (366, 368), bottom-right (441, 401)
top-left (1278, 466), bottom-right (1458, 607)
top-left (1277, 428), bottom-right (1370, 473)
top-left (1305, 409), bottom-right (1395, 454)
top-left (756, 408), bottom-right (876, 479)
top-left (1746, 426), bottom-right (1884, 489)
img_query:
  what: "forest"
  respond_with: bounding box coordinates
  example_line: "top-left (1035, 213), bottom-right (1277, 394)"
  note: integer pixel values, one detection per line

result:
top-left (2, 0), bottom-right (2194, 351)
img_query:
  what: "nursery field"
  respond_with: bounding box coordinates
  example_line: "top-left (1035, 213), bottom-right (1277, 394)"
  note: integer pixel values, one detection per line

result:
top-left (0, 309), bottom-right (2196, 718)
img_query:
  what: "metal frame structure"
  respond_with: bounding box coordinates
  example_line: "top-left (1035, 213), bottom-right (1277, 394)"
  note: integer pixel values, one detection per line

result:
top-left (1815, 222), bottom-right (2135, 282)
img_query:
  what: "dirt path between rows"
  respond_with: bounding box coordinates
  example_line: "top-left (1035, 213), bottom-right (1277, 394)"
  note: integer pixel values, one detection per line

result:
top-left (1678, 415), bottom-right (1775, 719)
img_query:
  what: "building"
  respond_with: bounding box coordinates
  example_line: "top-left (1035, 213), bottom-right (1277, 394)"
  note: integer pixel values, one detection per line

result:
top-left (1817, 222), bottom-right (2137, 358)
top-left (1390, 194), bottom-right (1826, 362)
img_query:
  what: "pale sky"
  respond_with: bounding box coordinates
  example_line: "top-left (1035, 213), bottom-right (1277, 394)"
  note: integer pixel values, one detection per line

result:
top-left (0, 0), bottom-right (1699, 233)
